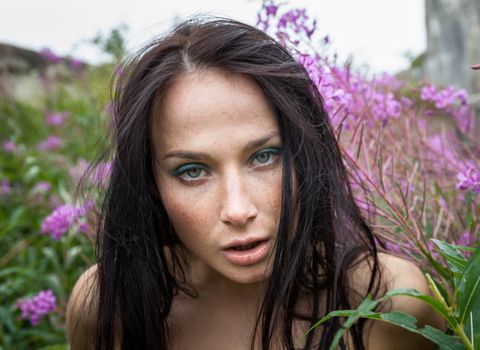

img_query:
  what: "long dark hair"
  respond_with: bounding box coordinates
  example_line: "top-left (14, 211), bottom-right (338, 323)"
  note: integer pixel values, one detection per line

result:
top-left (91, 17), bottom-right (380, 349)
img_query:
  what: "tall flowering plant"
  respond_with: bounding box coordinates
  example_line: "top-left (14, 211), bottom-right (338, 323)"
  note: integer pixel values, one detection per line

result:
top-left (257, 1), bottom-right (479, 348)
top-left (0, 44), bottom-right (104, 347)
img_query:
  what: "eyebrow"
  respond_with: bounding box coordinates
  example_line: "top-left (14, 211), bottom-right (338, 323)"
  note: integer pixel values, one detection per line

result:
top-left (162, 132), bottom-right (280, 161)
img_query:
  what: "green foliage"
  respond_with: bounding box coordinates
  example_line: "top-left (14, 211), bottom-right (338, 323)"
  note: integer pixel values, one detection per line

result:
top-left (308, 242), bottom-right (480, 350)
top-left (92, 24), bottom-right (129, 63)
top-left (0, 38), bottom-right (114, 348)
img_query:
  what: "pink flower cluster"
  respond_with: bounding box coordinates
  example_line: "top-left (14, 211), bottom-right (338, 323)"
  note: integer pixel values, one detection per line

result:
top-left (41, 204), bottom-right (86, 240)
top-left (2, 140), bottom-right (17, 153)
top-left (456, 163), bottom-right (480, 193)
top-left (300, 59), bottom-right (405, 125)
top-left (16, 289), bottom-right (57, 326)
top-left (40, 48), bottom-right (62, 64)
top-left (33, 181), bottom-right (51, 193)
top-left (68, 58), bottom-right (83, 70)
top-left (38, 136), bottom-right (63, 151)
top-left (69, 159), bottom-right (112, 188)
top-left (45, 111), bottom-right (69, 126)
top-left (0, 179), bottom-right (11, 195)
top-left (259, 1), bottom-right (475, 132)
top-left (420, 84), bottom-right (474, 133)
top-left (257, 2), bottom-right (317, 48)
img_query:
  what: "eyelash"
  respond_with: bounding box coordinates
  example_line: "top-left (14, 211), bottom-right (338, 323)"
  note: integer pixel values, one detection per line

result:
top-left (172, 147), bottom-right (281, 182)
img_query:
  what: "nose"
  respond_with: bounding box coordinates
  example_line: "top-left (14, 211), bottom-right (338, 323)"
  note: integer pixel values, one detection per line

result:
top-left (219, 169), bottom-right (258, 226)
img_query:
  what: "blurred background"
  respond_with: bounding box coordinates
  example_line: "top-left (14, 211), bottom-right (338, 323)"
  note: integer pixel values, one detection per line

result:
top-left (1, 0), bottom-right (425, 74)
top-left (1, 0), bottom-right (479, 93)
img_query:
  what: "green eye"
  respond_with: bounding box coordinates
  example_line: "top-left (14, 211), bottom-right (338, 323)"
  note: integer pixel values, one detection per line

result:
top-left (255, 151), bottom-right (272, 164)
top-left (173, 163), bottom-right (207, 180)
top-left (252, 147), bottom-right (281, 166)
top-left (185, 168), bottom-right (202, 178)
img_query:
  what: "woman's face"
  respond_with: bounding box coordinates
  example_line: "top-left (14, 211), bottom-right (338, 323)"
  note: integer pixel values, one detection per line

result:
top-left (152, 68), bottom-right (282, 285)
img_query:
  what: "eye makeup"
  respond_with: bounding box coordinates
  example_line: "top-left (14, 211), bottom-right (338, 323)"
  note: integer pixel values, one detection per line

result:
top-left (172, 163), bottom-right (209, 181)
top-left (169, 145), bottom-right (282, 182)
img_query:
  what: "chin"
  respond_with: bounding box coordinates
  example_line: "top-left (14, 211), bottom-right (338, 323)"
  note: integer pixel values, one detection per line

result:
top-left (228, 266), bottom-right (272, 285)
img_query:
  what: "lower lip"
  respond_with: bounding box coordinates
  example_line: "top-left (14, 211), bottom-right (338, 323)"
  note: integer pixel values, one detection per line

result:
top-left (222, 239), bottom-right (272, 266)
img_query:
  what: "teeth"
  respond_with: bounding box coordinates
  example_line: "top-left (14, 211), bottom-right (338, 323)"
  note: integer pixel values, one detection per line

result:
top-left (232, 241), bottom-right (260, 251)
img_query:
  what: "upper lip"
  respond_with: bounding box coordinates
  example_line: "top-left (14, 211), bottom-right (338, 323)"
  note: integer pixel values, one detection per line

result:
top-left (223, 237), bottom-right (270, 250)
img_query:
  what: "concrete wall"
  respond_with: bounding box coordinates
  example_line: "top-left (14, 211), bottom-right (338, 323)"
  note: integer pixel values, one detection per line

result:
top-left (424, 0), bottom-right (480, 94)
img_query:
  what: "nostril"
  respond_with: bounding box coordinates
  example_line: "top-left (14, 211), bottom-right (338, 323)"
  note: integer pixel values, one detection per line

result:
top-left (220, 175), bottom-right (258, 225)
top-left (220, 198), bottom-right (258, 226)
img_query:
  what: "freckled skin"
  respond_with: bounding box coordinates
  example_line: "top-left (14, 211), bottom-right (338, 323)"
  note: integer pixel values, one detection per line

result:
top-left (66, 70), bottom-right (444, 350)
top-left (152, 68), bottom-right (282, 288)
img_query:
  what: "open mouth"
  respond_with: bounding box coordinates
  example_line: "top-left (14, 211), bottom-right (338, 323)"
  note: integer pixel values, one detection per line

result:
top-left (222, 239), bottom-right (272, 266)
top-left (229, 241), bottom-right (263, 251)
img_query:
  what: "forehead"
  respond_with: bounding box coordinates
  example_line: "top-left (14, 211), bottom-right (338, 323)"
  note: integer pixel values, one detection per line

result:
top-left (152, 69), bottom-right (279, 152)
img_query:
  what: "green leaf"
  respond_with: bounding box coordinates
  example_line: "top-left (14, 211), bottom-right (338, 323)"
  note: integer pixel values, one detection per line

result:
top-left (418, 326), bottom-right (465, 350)
top-left (383, 288), bottom-right (455, 327)
top-left (355, 311), bottom-right (463, 350)
top-left (23, 164), bottom-right (40, 182)
top-left (354, 311), bottom-right (463, 349)
top-left (307, 294), bottom-right (381, 334)
top-left (415, 238), bottom-right (451, 279)
top-left (310, 291), bottom-right (466, 350)
top-left (450, 244), bottom-right (477, 253)
top-left (380, 311), bottom-right (418, 330)
top-left (306, 295), bottom-right (382, 350)
top-left (334, 310), bottom-right (464, 350)
top-left (65, 246), bottom-right (83, 269)
top-left (0, 206), bottom-right (26, 237)
top-left (306, 309), bottom-right (357, 334)
top-left (357, 294), bottom-right (381, 312)
top-left (431, 239), bottom-right (468, 274)
top-left (459, 246), bottom-right (480, 336)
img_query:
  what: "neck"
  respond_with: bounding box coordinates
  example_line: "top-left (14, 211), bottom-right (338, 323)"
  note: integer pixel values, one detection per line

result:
top-left (186, 257), bottom-right (269, 310)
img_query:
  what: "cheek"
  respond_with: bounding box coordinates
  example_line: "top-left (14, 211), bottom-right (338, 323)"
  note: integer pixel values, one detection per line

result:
top-left (158, 182), bottom-right (212, 242)
top-left (256, 169), bottom-right (282, 221)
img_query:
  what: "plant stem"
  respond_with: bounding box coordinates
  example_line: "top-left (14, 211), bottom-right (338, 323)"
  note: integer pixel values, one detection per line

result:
top-left (426, 274), bottom-right (474, 350)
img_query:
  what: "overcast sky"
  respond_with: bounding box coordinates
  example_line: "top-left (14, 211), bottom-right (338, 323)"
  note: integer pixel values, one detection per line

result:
top-left (1, 0), bottom-right (426, 74)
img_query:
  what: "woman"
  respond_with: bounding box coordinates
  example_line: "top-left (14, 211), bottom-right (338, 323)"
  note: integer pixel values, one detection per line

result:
top-left (66, 17), bottom-right (443, 349)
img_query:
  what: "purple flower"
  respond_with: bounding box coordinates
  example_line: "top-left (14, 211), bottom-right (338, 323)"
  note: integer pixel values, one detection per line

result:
top-left (33, 181), bottom-right (51, 193)
top-left (69, 159), bottom-right (111, 188)
top-left (384, 241), bottom-right (402, 254)
top-left (456, 163), bottom-right (480, 193)
top-left (78, 221), bottom-right (89, 234)
top-left (91, 161), bottom-right (112, 187)
top-left (296, 53), bottom-right (323, 85)
top-left (16, 289), bottom-right (57, 326)
top-left (265, 4), bottom-right (278, 16)
top-left (433, 86), bottom-right (457, 109)
top-left (68, 58), bottom-right (83, 70)
top-left (41, 204), bottom-right (85, 240)
top-left (45, 112), bottom-right (68, 126)
top-left (456, 231), bottom-right (476, 247)
top-left (420, 84), bottom-right (436, 101)
top-left (0, 179), bottom-right (11, 195)
top-left (38, 136), bottom-right (63, 151)
top-left (427, 134), bottom-right (458, 167)
top-left (40, 48), bottom-right (62, 64)
top-left (2, 140), bottom-right (17, 153)
top-left (453, 104), bottom-right (474, 133)
top-left (400, 96), bottom-right (412, 108)
top-left (69, 159), bottom-right (89, 183)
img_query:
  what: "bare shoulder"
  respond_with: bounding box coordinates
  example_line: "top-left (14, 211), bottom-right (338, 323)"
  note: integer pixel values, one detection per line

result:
top-left (66, 264), bottom-right (99, 350)
top-left (350, 252), bottom-right (446, 350)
